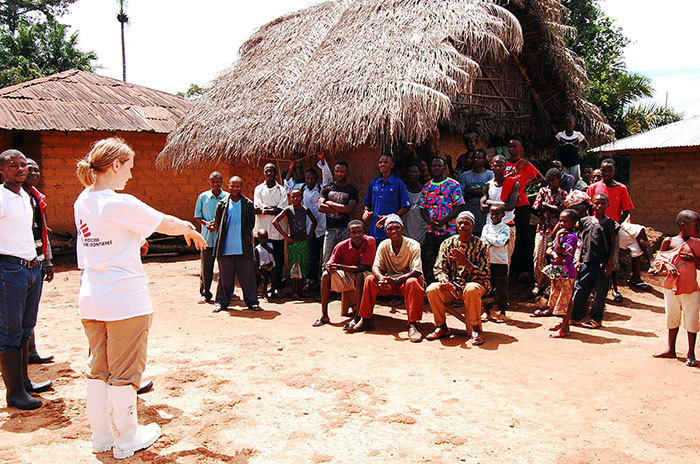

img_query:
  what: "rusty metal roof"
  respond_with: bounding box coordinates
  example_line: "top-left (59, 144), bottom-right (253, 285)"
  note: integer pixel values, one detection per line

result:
top-left (0, 70), bottom-right (192, 133)
top-left (593, 116), bottom-right (700, 154)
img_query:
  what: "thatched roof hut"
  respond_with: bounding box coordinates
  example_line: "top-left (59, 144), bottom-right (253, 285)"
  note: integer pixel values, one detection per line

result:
top-left (158, 0), bottom-right (614, 169)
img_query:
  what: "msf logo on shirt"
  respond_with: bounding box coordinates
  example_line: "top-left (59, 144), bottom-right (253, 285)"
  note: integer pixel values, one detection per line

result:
top-left (79, 219), bottom-right (91, 238)
top-left (78, 219), bottom-right (112, 247)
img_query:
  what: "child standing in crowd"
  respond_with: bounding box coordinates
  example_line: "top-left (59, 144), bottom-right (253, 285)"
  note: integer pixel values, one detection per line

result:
top-left (653, 210), bottom-right (700, 367)
top-left (555, 115), bottom-right (589, 181)
top-left (254, 229), bottom-right (275, 299)
top-left (530, 168), bottom-right (567, 298)
top-left (481, 203), bottom-right (510, 323)
top-left (571, 193), bottom-right (619, 329)
top-left (273, 189), bottom-right (317, 299)
top-left (544, 209), bottom-right (579, 337)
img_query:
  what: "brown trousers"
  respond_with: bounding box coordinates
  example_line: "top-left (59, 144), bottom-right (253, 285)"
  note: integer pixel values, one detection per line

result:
top-left (81, 314), bottom-right (152, 390)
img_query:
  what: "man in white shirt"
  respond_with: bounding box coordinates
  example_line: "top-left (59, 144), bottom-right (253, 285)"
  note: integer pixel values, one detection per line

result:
top-left (254, 163), bottom-right (288, 297)
top-left (0, 149), bottom-right (52, 410)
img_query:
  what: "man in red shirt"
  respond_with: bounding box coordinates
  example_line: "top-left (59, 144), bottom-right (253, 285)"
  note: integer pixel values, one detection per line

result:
top-left (505, 137), bottom-right (544, 278)
top-left (586, 158), bottom-right (634, 224)
top-left (587, 157), bottom-right (635, 301)
top-left (314, 220), bottom-right (376, 327)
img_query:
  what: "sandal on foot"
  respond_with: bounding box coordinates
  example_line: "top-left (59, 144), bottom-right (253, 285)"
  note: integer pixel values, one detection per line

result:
top-left (612, 291), bottom-right (624, 303)
top-left (481, 312), bottom-right (490, 322)
top-left (493, 313), bottom-right (507, 324)
top-left (470, 331), bottom-right (484, 346)
top-left (548, 324), bottom-right (562, 332)
top-left (686, 359), bottom-right (698, 367)
top-left (250, 305), bottom-right (263, 311)
top-left (212, 303), bottom-right (224, 313)
top-left (426, 327), bottom-right (451, 341)
top-left (581, 319), bottom-right (602, 329)
top-left (628, 279), bottom-right (652, 291)
top-left (550, 329), bottom-right (568, 338)
top-left (530, 309), bottom-right (553, 317)
top-left (312, 317), bottom-right (330, 327)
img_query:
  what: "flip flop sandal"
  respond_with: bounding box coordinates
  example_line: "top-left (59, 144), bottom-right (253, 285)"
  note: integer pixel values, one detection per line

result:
top-left (250, 305), bottom-right (263, 311)
top-left (612, 291), bottom-right (624, 303)
top-left (312, 317), bottom-right (330, 327)
top-left (632, 281), bottom-right (652, 291)
top-left (581, 320), bottom-right (602, 329)
top-left (470, 332), bottom-right (484, 346)
top-left (548, 324), bottom-right (562, 331)
top-left (530, 309), bottom-right (553, 317)
top-left (686, 359), bottom-right (698, 367)
top-left (550, 329), bottom-right (568, 338)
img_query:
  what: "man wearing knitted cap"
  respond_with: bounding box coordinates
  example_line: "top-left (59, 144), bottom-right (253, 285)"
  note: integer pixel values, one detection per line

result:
top-left (347, 214), bottom-right (425, 342)
top-left (426, 211), bottom-right (491, 345)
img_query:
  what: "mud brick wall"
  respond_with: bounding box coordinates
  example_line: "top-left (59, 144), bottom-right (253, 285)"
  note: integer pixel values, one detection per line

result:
top-left (628, 149), bottom-right (700, 235)
top-left (0, 130), bottom-right (230, 234)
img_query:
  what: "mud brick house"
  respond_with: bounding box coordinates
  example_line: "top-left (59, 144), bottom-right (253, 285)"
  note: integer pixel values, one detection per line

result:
top-left (0, 70), bottom-right (227, 234)
top-left (593, 116), bottom-right (700, 235)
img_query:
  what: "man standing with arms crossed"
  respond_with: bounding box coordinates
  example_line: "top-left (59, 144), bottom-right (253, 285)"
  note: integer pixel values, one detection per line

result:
top-left (319, 161), bottom-right (359, 268)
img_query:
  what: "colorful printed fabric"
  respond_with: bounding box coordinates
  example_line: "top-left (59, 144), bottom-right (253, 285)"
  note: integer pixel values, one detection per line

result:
top-left (417, 178), bottom-right (465, 235)
top-left (532, 186), bottom-right (567, 233)
top-left (287, 240), bottom-right (308, 278)
top-left (433, 235), bottom-right (491, 293)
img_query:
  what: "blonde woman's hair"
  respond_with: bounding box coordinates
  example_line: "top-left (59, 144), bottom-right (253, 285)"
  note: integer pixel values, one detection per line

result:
top-left (76, 137), bottom-right (135, 187)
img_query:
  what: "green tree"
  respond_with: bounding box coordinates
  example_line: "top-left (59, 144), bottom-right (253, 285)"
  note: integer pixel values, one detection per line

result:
top-left (624, 102), bottom-right (683, 135)
top-left (0, 0), bottom-right (96, 88)
top-left (562, 0), bottom-right (680, 137)
top-left (177, 83), bottom-right (209, 99)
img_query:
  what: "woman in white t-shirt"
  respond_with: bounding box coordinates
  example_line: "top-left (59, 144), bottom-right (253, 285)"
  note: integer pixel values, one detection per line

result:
top-left (74, 138), bottom-right (206, 460)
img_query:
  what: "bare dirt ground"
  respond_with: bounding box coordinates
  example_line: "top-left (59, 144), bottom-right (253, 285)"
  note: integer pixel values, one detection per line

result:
top-left (2, 257), bottom-right (700, 464)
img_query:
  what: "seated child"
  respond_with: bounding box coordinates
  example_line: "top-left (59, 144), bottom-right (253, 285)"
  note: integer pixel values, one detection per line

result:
top-left (653, 210), bottom-right (700, 367)
top-left (272, 189), bottom-right (317, 299)
top-left (254, 229), bottom-right (275, 299)
top-left (544, 210), bottom-right (579, 337)
top-left (570, 193), bottom-right (619, 329)
top-left (481, 203), bottom-right (510, 323)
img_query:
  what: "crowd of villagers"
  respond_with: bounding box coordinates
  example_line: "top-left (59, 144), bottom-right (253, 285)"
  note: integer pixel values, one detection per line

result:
top-left (193, 116), bottom-right (700, 358)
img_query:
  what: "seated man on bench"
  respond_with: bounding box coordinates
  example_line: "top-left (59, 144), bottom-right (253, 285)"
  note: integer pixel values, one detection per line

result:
top-left (347, 214), bottom-right (425, 342)
top-left (426, 211), bottom-right (491, 345)
top-left (313, 220), bottom-right (376, 327)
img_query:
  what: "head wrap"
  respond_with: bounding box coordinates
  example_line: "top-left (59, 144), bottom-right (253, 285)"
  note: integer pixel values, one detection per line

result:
top-left (565, 189), bottom-right (590, 208)
top-left (457, 211), bottom-right (475, 225)
top-left (384, 214), bottom-right (403, 227)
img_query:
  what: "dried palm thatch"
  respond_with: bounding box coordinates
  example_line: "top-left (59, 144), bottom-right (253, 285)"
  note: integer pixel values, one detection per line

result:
top-left (158, 0), bottom-right (614, 169)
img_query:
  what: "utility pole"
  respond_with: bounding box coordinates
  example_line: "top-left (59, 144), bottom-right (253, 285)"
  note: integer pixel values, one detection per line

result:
top-left (117, 1), bottom-right (129, 81)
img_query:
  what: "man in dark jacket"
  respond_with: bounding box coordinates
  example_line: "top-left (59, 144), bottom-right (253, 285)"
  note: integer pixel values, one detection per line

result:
top-left (212, 176), bottom-right (261, 312)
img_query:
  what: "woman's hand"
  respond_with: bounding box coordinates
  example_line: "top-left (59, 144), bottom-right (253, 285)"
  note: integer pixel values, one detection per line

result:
top-left (183, 222), bottom-right (207, 250)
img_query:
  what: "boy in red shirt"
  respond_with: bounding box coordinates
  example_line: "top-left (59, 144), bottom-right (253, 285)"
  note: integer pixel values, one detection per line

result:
top-left (505, 136), bottom-right (544, 279)
top-left (653, 210), bottom-right (700, 367)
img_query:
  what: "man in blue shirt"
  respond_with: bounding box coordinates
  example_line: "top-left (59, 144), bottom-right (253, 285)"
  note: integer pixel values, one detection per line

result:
top-left (212, 176), bottom-right (261, 312)
top-left (362, 154), bottom-right (411, 242)
top-left (194, 172), bottom-right (227, 304)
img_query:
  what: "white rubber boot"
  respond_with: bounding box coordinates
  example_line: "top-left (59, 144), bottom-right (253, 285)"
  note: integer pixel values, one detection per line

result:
top-left (86, 379), bottom-right (114, 453)
top-left (108, 384), bottom-right (161, 460)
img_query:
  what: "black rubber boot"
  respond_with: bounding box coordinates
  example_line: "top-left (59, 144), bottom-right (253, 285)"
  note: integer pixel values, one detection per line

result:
top-left (0, 350), bottom-right (42, 410)
top-left (28, 331), bottom-right (54, 364)
top-left (22, 339), bottom-right (52, 393)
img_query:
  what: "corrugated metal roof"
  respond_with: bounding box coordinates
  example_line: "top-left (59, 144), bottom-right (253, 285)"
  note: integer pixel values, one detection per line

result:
top-left (592, 116), bottom-right (700, 154)
top-left (0, 70), bottom-right (192, 133)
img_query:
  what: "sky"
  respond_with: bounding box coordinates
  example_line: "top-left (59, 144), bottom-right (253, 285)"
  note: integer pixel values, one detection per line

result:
top-left (65, 0), bottom-right (700, 117)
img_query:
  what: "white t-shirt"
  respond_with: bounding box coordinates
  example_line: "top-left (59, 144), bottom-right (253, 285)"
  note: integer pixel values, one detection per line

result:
top-left (74, 189), bottom-right (164, 321)
top-left (484, 181), bottom-right (515, 225)
top-left (0, 186), bottom-right (37, 260)
top-left (254, 183), bottom-right (288, 240)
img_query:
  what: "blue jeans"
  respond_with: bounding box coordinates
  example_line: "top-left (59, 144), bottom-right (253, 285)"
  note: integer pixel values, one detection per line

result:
top-left (571, 262), bottom-right (611, 323)
top-left (0, 262), bottom-right (43, 351)
top-left (322, 227), bottom-right (350, 268)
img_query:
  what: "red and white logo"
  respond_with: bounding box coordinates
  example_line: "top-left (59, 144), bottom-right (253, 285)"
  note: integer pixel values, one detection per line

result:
top-left (79, 219), bottom-right (91, 238)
